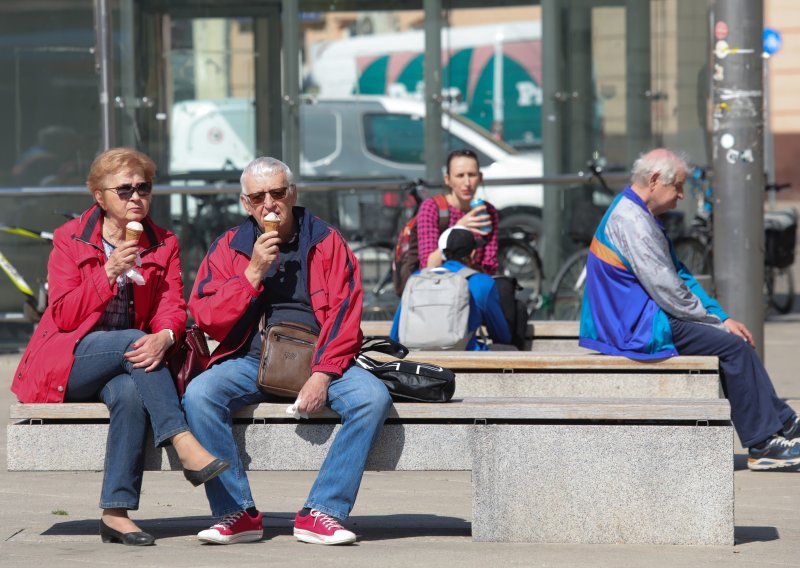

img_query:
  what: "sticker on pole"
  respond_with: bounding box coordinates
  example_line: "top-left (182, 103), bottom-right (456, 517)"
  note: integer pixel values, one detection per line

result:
top-left (763, 28), bottom-right (782, 56)
top-left (715, 21), bottom-right (729, 41)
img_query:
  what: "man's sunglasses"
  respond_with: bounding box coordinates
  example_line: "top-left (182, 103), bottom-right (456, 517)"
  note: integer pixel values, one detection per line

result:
top-left (103, 181), bottom-right (153, 199)
top-left (244, 186), bottom-right (291, 205)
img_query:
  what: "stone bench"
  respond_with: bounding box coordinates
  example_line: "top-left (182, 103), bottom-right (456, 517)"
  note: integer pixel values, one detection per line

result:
top-left (8, 397), bottom-right (733, 545)
top-left (361, 320), bottom-right (583, 352)
top-left (367, 350), bottom-right (722, 399)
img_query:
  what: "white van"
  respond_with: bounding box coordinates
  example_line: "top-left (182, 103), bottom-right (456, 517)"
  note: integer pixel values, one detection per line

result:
top-left (170, 96), bottom-right (543, 234)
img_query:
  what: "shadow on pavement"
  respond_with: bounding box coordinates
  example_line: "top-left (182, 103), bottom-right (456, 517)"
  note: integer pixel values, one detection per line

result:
top-left (734, 526), bottom-right (779, 544)
top-left (42, 513), bottom-right (471, 540)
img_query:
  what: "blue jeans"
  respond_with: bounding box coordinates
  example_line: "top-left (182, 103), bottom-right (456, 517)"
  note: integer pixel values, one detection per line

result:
top-left (182, 355), bottom-right (392, 520)
top-left (669, 316), bottom-right (795, 447)
top-left (66, 330), bottom-right (189, 510)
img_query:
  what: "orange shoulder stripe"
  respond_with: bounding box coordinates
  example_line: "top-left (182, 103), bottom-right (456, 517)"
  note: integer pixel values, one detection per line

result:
top-left (589, 237), bottom-right (626, 270)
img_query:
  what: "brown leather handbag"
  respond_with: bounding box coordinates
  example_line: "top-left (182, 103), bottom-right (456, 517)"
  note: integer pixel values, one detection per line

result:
top-left (257, 322), bottom-right (319, 397)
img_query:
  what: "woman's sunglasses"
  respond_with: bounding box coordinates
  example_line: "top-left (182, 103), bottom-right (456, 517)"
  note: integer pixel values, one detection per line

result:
top-left (103, 181), bottom-right (153, 199)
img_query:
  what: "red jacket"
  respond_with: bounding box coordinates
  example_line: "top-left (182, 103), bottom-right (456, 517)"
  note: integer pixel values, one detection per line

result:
top-left (189, 208), bottom-right (363, 377)
top-left (12, 205), bottom-right (187, 403)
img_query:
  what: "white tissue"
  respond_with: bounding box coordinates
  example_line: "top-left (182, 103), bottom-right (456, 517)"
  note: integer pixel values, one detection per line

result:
top-left (125, 254), bottom-right (145, 285)
top-left (286, 398), bottom-right (309, 420)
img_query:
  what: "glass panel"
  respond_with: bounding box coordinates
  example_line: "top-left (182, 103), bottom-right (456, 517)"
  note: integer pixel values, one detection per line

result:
top-left (167, 17), bottom-right (256, 175)
top-left (0, 1), bottom-right (98, 326)
top-left (0, 2), bottom-right (97, 189)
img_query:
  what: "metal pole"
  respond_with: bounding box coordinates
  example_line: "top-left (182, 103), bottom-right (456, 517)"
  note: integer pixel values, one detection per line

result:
top-left (626, 0), bottom-right (651, 165)
top-left (712, 0), bottom-right (765, 356)
top-left (763, 54), bottom-right (776, 206)
top-left (94, 0), bottom-right (115, 150)
top-left (541, 0), bottom-right (563, 290)
top-left (423, 0), bottom-right (443, 184)
top-left (282, 0), bottom-right (300, 173)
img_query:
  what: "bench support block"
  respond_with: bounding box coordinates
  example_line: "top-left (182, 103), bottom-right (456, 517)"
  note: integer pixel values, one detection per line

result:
top-left (472, 424), bottom-right (733, 545)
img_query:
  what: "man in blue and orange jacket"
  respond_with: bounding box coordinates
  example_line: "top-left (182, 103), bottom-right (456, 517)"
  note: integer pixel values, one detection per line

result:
top-left (182, 157), bottom-right (392, 546)
top-left (580, 148), bottom-right (800, 471)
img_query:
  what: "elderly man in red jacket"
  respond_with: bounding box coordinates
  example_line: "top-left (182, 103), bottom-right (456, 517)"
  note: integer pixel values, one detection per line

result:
top-left (183, 156), bottom-right (392, 546)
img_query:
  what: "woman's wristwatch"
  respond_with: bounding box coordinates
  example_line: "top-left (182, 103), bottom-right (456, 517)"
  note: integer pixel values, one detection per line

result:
top-left (162, 328), bottom-right (175, 346)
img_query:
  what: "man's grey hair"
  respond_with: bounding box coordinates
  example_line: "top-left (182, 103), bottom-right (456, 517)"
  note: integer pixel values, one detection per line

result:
top-left (240, 157), bottom-right (296, 196)
top-left (631, 149), bottom-right (690, 186)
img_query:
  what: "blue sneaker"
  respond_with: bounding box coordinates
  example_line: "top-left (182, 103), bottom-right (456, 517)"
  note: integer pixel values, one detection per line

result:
top-left (748, 436), bottom-right (800, 471)
top-left (782, 415), bottom-right (800, 442)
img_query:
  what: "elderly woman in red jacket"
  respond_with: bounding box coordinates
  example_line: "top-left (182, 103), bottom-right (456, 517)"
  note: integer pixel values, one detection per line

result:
top-left (12, 148), bottom-right (228, 546)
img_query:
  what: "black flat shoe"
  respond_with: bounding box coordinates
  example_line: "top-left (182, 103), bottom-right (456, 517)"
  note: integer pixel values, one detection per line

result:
top-left (183, 458), bottom-right (230, 487)
top-left (100, 520), bottom-right (155, 546)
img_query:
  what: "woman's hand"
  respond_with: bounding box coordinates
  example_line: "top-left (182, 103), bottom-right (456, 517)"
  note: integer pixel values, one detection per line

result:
top-left (455, 205), bottom-right (491, 235)
top-left (105, 240), bottom-right (140, 286)
top-left (124, 330), bottom-right (173, 372)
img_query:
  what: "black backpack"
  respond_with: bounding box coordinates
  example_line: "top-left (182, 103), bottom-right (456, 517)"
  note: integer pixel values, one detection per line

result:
top-left (492, 275), bottom-right (528, 350)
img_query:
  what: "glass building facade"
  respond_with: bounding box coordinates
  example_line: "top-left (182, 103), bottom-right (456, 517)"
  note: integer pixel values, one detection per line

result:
top-left (0, 0), bottom-right (712, 323)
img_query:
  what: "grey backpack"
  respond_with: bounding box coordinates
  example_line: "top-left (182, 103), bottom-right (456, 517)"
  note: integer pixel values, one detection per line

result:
top-left (398, 266), bottom-right (477, 350)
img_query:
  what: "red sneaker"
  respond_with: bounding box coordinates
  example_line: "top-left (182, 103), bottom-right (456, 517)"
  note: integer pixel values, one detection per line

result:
top-left (197, 510), bottom-right (263, 544)
top-left (293, 509), bottom-right (356, 545)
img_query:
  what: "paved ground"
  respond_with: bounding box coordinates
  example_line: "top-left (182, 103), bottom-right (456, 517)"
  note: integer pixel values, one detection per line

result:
top-left (1, 255), bottom-right (799, 567)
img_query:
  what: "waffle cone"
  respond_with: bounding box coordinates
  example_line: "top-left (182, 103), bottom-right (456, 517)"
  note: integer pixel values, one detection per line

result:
top-left (125, 228), bottom-right (143, 242)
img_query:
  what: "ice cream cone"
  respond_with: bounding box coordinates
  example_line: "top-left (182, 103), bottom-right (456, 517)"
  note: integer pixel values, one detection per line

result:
top-left (263, 214), bottom-right (280, 234)
top-left (125, 221), bottom-right (144, 243)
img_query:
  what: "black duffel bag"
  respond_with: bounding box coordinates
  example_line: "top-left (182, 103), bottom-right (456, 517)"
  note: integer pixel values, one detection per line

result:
top-left (355, 337), bottom-right (456, 403)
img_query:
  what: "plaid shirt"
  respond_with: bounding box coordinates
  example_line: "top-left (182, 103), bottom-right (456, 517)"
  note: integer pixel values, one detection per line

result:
top-left (416, 196), bottom-right (499, 274)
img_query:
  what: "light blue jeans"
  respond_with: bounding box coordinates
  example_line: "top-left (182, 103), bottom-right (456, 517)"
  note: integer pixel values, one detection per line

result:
top-left (66, 330), bottom-right (189, 510)
top-left (182, 355), bottom-right (392, 520)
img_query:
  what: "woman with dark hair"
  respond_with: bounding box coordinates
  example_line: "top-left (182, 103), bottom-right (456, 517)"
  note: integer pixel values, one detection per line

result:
top-left (11, 148), bottom-right (228, 546)
top-left (415, 148), bottom-right (499, 274)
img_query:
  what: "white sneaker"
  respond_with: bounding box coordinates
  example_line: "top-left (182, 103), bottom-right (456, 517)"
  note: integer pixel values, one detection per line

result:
top-left (197, 510), bottom-right (263, 544)
top-left (293, 509), bottom-right (356, 545)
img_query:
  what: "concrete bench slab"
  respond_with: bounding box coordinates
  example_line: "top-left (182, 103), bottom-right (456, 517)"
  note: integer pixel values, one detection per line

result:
top-left (8, 398), bottom-right (733, 545)
top-left (366, 352), bottom-right (722, 399)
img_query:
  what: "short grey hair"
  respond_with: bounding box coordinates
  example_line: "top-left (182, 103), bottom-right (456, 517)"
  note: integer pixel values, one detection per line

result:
top-left (631, 149), bottom-right (689, 186)
top-left (240, 157), bottom-right (296, 196)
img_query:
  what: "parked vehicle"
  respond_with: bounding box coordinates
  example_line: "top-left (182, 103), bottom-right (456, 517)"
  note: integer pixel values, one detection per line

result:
top-left (307, 21), bottom-right (543, 150)
top-left (169, 95), bottom-right (544, 237)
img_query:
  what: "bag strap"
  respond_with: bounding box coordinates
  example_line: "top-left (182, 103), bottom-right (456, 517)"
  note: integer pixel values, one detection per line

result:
top-left (432, 193), bottom-right (450, 233)
top-left (360, 336), bottom-right (409, 359)
top-left (455, 266), bottom-right (478, 279)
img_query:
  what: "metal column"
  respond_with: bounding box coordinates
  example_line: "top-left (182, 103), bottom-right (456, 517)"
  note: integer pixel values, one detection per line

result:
top-left (94, 0), bottom-right (115, 150)
top-left (626, 0), bottom-right (651, 164)
top-left (423, 0), bottom-right (443, 184)
top-left (712, 0), bottom-right (765, 355)
top-left (281, 0), bottom-right (300, 174)
top-left (541, 0), bottom-right (564, 288)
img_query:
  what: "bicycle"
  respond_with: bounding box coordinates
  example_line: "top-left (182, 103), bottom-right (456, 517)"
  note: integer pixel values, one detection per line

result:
top-left (674, 172), bottom-right (796, 315)
top-left (0, 223), bottom-right (55, 322)
top-left (546, 160), bottom-right (616, 320)
top-left (351, 179), bottom-right (544, 319)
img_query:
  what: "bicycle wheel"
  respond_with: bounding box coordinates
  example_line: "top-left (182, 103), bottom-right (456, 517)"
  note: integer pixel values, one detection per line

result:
top-left (497, 236), bottom-right (543, 314)
top-left (765, 265), bottom-right (795, 315)
top-left (351, 243), bottom-right (398, 320)
top-left (673, 236), bottom-right (710, 275)
top-left (548, 248), bottom-right (589, 320)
